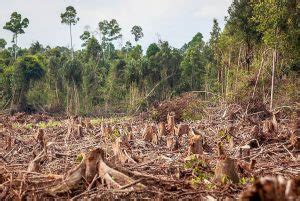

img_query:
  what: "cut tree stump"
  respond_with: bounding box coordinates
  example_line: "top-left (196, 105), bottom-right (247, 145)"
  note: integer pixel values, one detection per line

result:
top-left (167, 112), bottom-right (175, 134)
top-left (35, 128), bottom-right (45, 148)
top-left (27, 151), bottom-right (45, 173)
top-left (214, 142), bottom-right (239, 184)
top-left (76, 124), bottom-right (83, 138)
top-left (239, 145), bottom-right (251, 162)
top-left (158, 122), bottom-right (166, 139)
top-left (174, 123), bottom-right (189, 137)
top-left (188, 134), bottom-right (203, 155)
top-left (167, 135), bottom-right (179, 151)
top-left (239, 176), bottom-right (300, 201)
top-left (142, 123), bottom-right (158, 144)
top-left (48, 148), bottom-right (144, 195)
top-left (113, 137), bottom-right (137, 165)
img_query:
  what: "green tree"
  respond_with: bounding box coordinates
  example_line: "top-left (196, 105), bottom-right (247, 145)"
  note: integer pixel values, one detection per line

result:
top-left (63, 58), bottom-right (82, 114)
top-left (10, 55), bottom-right (44, 113)
top-left (86, 36), bottom-right (101, 62)
top-left (0, 39), bottom-right (7, 50)
top-left (29, 41), bottom-right (44, 54)
top-left (61, 6), bottom-right (80, 59)
top-left (99, 19), bottom-right (122, 42)
top-left (252, 0), bottom-right (298, 110)
top-left (182, 32), bottom-right (205, 51)
top-left (3, 12), bottom-right (29, 59)
top-left (180, 44), bottom-right (205, 91)
top-left (146, 43), bottom-right (160, 58)
top-left (226, 0), bottom-right (261, 70)
top-left (131, 25), bottom-right (144, 43)
top-left (80, 31), bottom-right (91, 47)
top-left (209, 19), bottom-right (222, 92)
top-left (99, 19), bottom-right (122, 58)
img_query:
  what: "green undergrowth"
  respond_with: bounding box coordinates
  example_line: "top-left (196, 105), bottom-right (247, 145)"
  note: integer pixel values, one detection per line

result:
top-left (90, 116), bottom-right (131, 125)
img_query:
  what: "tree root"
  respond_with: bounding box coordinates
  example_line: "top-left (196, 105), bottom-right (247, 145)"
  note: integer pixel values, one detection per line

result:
top-left (47, 148), bottom-right (144, 196)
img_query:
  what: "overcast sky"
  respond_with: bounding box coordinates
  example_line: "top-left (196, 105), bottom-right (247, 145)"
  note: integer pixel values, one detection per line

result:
top-left (0, 0), bottom-right (232, 50)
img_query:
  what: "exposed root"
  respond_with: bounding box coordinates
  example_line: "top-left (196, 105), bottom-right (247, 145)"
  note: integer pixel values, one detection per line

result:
top-left (47, 148), bottom-right (144, 196)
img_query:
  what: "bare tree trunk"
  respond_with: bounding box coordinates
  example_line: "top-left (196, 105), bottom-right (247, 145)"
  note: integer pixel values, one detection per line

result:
top-left (225, 51), bottom-right (231, 97)
top-left (270, 48), bottom-right (276, 111)
top-left (69, 24), bottom-right (74, 59)
top-left (235, 46), bottom-right (242, 94)
top-left (14, 34), bottom-right (18, 60)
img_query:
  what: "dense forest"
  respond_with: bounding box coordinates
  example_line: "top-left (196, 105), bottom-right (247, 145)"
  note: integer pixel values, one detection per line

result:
top-left (0, 0), bottom-right (298, 115)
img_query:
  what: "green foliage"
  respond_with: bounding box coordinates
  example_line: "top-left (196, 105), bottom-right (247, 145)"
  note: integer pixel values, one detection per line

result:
top-left (99, 19), bottom-right (122, 42)
top-left (184, 155), bottom-right (213, 187)
top-left (0, 39), bottom-right (7, 49)
top-left (3, 12), bottom-right (29, 59)
top-left (0, 2), bottom-right (298, 115)
top-left (146, 43), bottom-right (160, 58)
top-left (180, 42), bottom-right (205, 91)
top-left (11, 55), bottom-right (45, 112)
top-left (76, 153), bottom-right (84, 162)
top-left (86, 36), bottom-right (101, 61)
top-left (131, 25), bottom-right (144, 42)
top-left (80, 31), bottom-right (91, 47)
top-left (63, 59), bottom-right (82, 86)
top-left (29, 41), bottom-right (43, 55)
top-left (60, 6), bottom-right (79, 25)
top-left (3, 12), bottom-right (29, 35)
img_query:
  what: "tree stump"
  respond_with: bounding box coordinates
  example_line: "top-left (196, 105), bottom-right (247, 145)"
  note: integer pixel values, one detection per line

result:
top-left (214, 142), bottom-right (239, 184)
top-left (35, 128), bottom-right (45, 148)
top-left (239, 145), bottom-right (251, 162)
top-left (142, 123), bottom-right (158, 144)
top-left (167, 112), bottom-right (175, 134)
top-left (188, 135), bottom-right (203, 155)
top-left (158, 122), bottom-right (166, 139)
top-left (175, 124), bottom-right (189, 137)
top-left (167, 135), bottom-right (179, 151)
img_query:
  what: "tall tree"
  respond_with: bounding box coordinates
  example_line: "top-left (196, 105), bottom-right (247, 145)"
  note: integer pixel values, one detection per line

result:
top-left (61, 6), bottom-right (79, 59)
top-left (99, 19), bottom-right (122, 58)
top-left (226, 0), bottom-right (261, 71)
top-left (209, 19), bottom-right (222, 92)
top-left (209, 19), bottom-right (221, 47)
top-left (99, 19), bottom-right (122, 42)
top-left (131, 25), bottom-right (144, 43)
top-left (3, 12), bottom-right (29, 59)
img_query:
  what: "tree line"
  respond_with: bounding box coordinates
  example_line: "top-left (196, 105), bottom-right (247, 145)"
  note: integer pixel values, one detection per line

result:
top-left (0, 0), bottom-right (299, 115)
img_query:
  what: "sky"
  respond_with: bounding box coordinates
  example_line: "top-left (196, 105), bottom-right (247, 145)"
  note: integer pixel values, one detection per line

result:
top-left (0, 0), bottom-right (232, 50)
